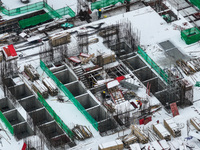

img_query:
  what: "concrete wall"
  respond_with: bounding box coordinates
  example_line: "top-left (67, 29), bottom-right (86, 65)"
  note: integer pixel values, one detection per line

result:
top-left (76, 94), bottom-right (99, 109)
top-left (134, 67), bottom-right (157, 82)
top-left (4, 109), bottom-right (25, 126)
top-left (65, 81), bottom-right (86, 97)
top-left (123, 56), bottom-right (147, 71)
top-left (19, 96), bottom-right (43, 113)
top-left (0, 98), bottom-right (15, 112)
top-left (54, 69), bottom-right (77, 84)
top-left (87, 106), bottom-right (108, 122)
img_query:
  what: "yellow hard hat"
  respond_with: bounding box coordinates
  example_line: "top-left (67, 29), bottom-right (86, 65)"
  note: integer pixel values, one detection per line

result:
top-left (103, 91), bottom-right (105, 93)
top-left (136, 100), bottom-right (138, 102)
top-left (99, 9), bottom-right (101, 11)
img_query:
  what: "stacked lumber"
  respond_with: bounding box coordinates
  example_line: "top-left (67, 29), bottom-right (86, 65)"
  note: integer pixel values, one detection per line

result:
top-left (24, 64), bottom-right (39, 81)
top-left (98, 140), bottom-right (123, 150)
top-left (190, 117), bottom-right (200, 131)
top-left (42, 77), bottom-right (58, 96)
top-left (130, 125), bottom-right (148, 144)
top-left (49, 31), bottom-right (71, 47)
top-left (72, 125), bottom-right (92, 140)
top-left (164, 118), bottom-right (181, 137)
top-left (122, 133), bottom-right (138, 148)
top-left (32, 80), bottom-right (48, 98)
top-left (159, 140), bottom-right (170, 150)
top-left (153, 123), bottom-right (171, 141)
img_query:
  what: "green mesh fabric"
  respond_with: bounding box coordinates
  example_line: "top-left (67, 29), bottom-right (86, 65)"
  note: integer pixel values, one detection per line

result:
top-left (40, 61), bottom-right (98, 131)
top-left (0, 2), bottom-right (44, 16)
top-left (37, 93), bottom-right (74, 139)
top-left (138, 46), bottom-right (168, 83)
top-left (19, 6), bottom-right (75, 29)
top-left (181, 27), bottom-right (200, 45)
top-left (0, 111), bottom-right (14, 135)
top-left (190, 0), bottom-right (200, 9)
top-left (91, 0), bottom-right (125, 10)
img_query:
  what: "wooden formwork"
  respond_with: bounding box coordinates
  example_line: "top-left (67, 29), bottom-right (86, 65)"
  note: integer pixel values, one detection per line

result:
top-left (130, 125), bottom-right (148, 144)
top-left (164, 118), bottom-right (181, 137)
top-left (49, 31), bottom-right (71, 47)
top-left (190, 117), bottom-right (200, 131)
top-left (153, 124), bottom-right (171, 141)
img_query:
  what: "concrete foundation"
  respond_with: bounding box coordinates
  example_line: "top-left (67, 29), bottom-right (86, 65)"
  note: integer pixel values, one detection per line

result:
top-left (0, 98), bottom-right (15, 112)
top-left (76, 94), bottom-right (99, 109)
top-left (143, 78), bottom-right (166, 94)
top-left (54, 69), bottom-right (77, 84)
top-left (13, 122), bottom-right (34, 139)
top-left (134, 67), bottom-right (157, 82)
top-left (39, 121), bottom-right (65, 141)
top-left (19, 96), bottom-right (43, 112)
top-left (123, 56), bottom-right (147, 71)
top-left (98, 118), bottom-right (118, 133)
top-left (50, 64), bottom-right (67, 73)
top-left (9, 84), bottom-right (33, 100)
top-left (4, 109), bottom-right (25, 126)
top-left (29, 108), bottom-right (54, 126)
top-left (65, 81), bottom-right (86, 97)
top-left (87, 106), bottom-right (108, 122)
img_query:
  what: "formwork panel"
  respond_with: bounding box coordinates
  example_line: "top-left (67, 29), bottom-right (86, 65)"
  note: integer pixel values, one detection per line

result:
top-left (13, 122), bottom-right (34, 140)
top-left (29, 108), bottom-right (54, 126)
top-left (134, 67), bottom-right (157, 82)
top-left (4, 109), bottom-right (25, 126)
top-left (87, 106), bottom-right (108, 122)
top-left (9, 84), bottom-right (33, 99)
top-left (19, 96), bottom-right (43, 112)
top-left (65, 82), bottom-right (87, 97)
top-left (76, 94), bottom-right (99, 109)
top-left (123, 56), bottom-right (146, 70)
top-left (39, 121), bottom-right (64, 140)
top-left (0, 98), bottom-right (15, 112)
top-left (54, 69), bottom-right (77, 84)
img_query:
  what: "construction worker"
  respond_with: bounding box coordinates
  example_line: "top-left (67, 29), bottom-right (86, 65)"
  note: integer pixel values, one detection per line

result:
top-left (98, 9), bottom-right (102, 19)
top-left (136, 100), bottom-right (142, 110)
top-left (102, 90), bottom-right (106, 99)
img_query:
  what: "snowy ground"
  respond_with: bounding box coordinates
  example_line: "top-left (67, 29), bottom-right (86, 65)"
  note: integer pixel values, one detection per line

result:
top-left (0, 0), bottom-right (200, 150)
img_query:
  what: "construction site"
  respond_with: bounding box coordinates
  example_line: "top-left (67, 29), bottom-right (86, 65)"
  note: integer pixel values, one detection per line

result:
top-left (0, 0), bottom-right (200, 149)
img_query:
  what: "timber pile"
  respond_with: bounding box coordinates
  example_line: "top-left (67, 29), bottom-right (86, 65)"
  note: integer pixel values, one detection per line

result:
top-left (190, 117), bottom-right (200, 131)
top-left (98, 140), bottom-right (123, 150)
top-left (72, 125), bottom-right (92, 140)
top-left (42, 77), bottom-right (58, 96)
top-left (153, 123), bottom-right (171, 141)
top-left (32, 80), bottom-right (48, 98)
top-left (130, 125), bottom-right (148, 144)
top-left (24, 64), bottom-right (40, 81)
top-left (176, 59), bottom-right (196, 75)
top-left (164, 118), bottom-right (181, 137)
top-left (49, 31), bottom-right (71, 47)
top-left (122, 133), bottom-right (138, 148)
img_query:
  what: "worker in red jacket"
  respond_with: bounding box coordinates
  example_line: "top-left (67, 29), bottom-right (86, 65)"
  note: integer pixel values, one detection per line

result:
top-left (136, 100), bottom-right (142, 110)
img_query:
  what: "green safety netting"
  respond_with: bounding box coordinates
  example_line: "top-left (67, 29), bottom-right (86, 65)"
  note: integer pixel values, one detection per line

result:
top-left (61, 23), bottom-right (74, 28)
top-left (0, 2), bottom-right (45, 16)
top-left (181, 27), bottom-right (200, 45)
top-left (91, 0), bottom-right (125, 10)
top-left (19, 6), bottom-right (75, 29)
top-left (0, 111), bottom-right (14, 135)
top-left (37, 93), bottom-right (74, 139)
top-left (40, 61), bottom-right (98, 131)
top-left (195, 81), bottom-right (200, 87)
top-left (138, 46), bottom-right (168, 83)
top-left (190, 0), bottom-right (200, 9)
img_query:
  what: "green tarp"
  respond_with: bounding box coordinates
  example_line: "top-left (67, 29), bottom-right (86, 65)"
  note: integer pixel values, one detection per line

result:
top-left (181, 27), bottom-right (200, 45)
top-left (190, 0), bottom-right (200, 9)
top-left (19, 6), bottom-right (75, 29)
top-left (61, 23), bottom-right (74, 28)
top-left (40, 61), bottom-right (98, 131)
top-left (91, 0), bottom-right (125, 10)
top-left (138, 46), bottom-right (168, 83)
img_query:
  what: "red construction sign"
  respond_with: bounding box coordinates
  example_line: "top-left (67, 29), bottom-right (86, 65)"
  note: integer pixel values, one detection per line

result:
top-left (170, 102), bottom-right (179, 117)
